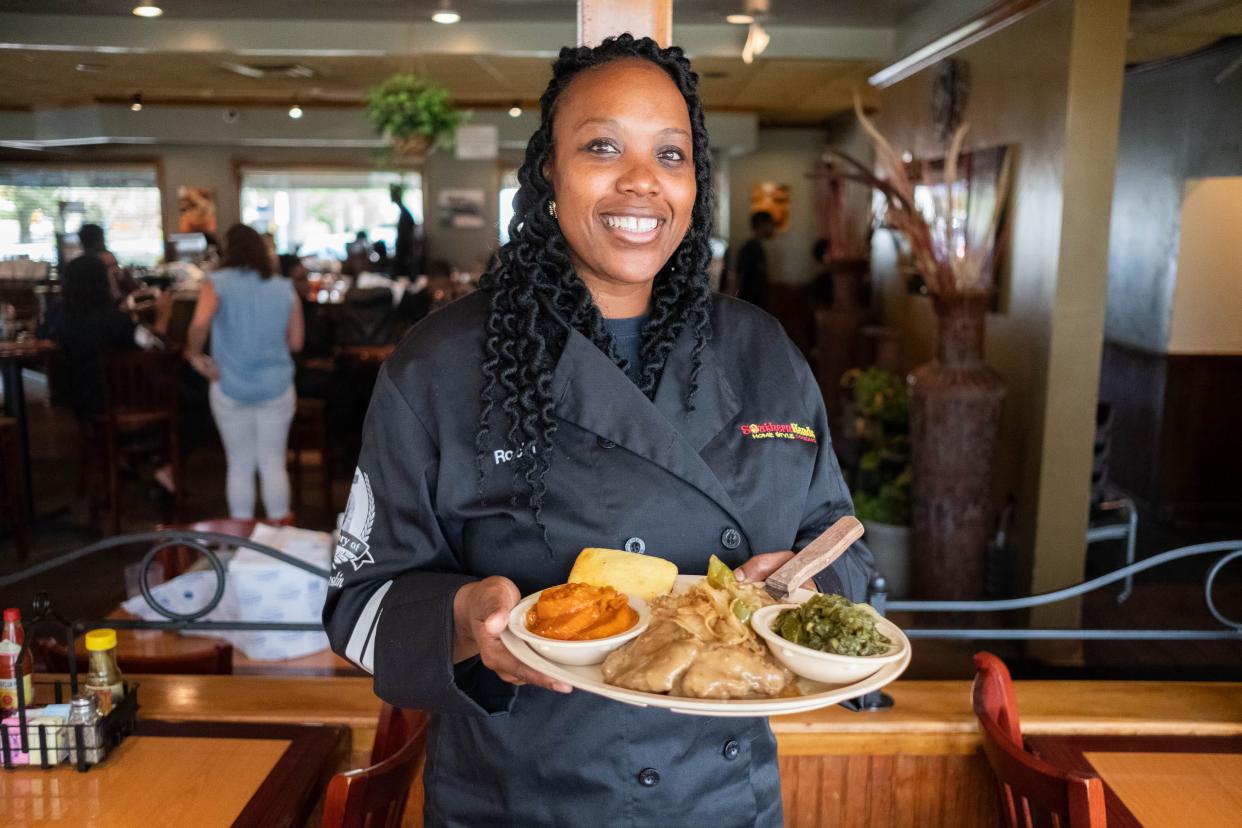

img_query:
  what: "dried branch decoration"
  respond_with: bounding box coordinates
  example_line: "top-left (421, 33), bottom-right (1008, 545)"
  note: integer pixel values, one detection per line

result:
top-left (817, 94), bottom-right (1011, 297)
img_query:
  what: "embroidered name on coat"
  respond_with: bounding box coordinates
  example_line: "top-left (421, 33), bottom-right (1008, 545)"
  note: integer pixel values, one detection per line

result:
top-left (740, 422), bottom-right (817, 443)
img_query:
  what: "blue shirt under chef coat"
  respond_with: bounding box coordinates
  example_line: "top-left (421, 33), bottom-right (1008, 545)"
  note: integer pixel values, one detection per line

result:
top-left (323, 289), bottom-right (875, 827)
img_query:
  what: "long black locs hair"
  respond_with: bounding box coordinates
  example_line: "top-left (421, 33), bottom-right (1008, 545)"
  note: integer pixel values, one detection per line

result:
top-left (475, 33), bottom-right (716, 530)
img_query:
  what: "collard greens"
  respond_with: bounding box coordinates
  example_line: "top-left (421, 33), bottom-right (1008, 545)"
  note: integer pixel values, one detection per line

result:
top-left (774, 594), bottom-right (892, 656)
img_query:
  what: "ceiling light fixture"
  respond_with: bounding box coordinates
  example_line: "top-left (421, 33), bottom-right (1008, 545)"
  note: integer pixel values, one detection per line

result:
top-left (726, 14), bottom-right (754, 25)
top-left (130, 93), bottom-right (143, 112)
top-left (431, 1), bottom-right (460, 24)
top-left (741, 22), bottom-right (770, 65)
top-left (132, 3), bottom-right (163, 17)
top-left (288, 103), bottom-right (304, 119)
top-left (508, 103), bottom-right (522, 118)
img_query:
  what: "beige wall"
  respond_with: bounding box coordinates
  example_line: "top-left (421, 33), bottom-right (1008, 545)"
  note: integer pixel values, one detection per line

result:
top-left (870, 0), bottom-right (1128, 639)
top-left (1168, 177), bottom-right (1242, 355)
top-left (728, 128), bottom-right (828, 285)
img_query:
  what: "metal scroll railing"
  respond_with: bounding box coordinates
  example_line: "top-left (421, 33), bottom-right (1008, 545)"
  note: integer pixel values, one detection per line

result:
top-left (865, 540), bottom-right (1241, 640)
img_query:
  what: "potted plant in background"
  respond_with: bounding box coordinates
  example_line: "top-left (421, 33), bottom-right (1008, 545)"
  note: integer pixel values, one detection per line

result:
top-left (364, 74), bottom-right (465, 161)
top-left (823, 96), bottom-right (1011, 600)
top-left (843, 367), bottom-right (913, 598)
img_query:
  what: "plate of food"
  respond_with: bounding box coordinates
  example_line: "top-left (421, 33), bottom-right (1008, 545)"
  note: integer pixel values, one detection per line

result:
top-left (500, 545), bottom-right (911, 717)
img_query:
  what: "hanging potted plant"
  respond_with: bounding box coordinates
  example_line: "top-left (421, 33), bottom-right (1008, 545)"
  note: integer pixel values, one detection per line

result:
top-left (823, 96), bottom-right (1011, 600)
top-left (364, 74), bottom-right (465, 161)
top-left (843, 367), bottom-right (913, 598)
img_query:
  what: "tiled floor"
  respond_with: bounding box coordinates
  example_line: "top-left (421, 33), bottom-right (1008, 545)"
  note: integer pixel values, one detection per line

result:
top-left (2, 368), bottom-right (1239, 680)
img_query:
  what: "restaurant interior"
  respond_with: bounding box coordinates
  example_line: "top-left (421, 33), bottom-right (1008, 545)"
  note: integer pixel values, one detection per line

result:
top-left (0, 0), bottom-right (1239, 825)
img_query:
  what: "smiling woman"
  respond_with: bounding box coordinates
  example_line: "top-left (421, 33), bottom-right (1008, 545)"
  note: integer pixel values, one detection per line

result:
top-left (544, 62), bottom-right (697, 310)
top-left (322, 32), bottom-right (874, 828)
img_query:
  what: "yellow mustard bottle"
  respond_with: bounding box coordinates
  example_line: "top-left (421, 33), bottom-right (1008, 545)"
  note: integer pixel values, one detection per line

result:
top-left (83, 629), bottom-right (125, 715)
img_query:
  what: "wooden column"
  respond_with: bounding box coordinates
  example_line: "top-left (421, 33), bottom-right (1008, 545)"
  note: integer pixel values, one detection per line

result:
top-left (578, 0), bottom-right (672, 47)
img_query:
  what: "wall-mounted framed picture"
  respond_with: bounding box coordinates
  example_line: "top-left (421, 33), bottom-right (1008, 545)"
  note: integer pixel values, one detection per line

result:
top-left (177, 185), bottom-right (218, 234)
top-left (749, 181), bottom-right (792, 233)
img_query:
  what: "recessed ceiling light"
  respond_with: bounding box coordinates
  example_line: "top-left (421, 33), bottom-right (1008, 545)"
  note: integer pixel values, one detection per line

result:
top-left (432, 1), bottom-right (460, 24)
top-left (288, 104), bottom-right (304, 119)
top-left (726, 14), bottom-right (754, 25)
top-left (130, 93), bottom-right (143, 112)
top-left (508, 105), bottom-right (522, 118)
top-left (132, 3), bottom-right (163, 17)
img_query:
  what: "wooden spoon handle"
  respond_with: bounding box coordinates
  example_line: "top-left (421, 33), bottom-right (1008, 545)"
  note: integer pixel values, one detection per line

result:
top-left (765, 516), bottom-right (865, 601)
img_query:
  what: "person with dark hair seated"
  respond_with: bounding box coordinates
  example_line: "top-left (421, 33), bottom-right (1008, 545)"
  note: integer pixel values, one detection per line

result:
top-left (56, 254), bottom-right (177, 491)
top-left (77, 222), bottom-right (140, 299)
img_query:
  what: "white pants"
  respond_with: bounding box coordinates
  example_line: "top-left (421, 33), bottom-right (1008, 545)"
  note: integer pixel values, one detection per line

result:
top-left (209, 384), bottom-right (296, 520)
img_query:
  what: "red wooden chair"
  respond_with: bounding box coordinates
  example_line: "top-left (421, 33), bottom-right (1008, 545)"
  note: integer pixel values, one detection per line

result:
top-left (972, 652), bottom-right (1107, 827)
top-left (323, 704), bottom-right (429, 828)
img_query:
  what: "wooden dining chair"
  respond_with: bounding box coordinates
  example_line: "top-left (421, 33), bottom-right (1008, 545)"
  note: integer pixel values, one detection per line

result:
top-left (38, 636), bottom-right (234, 675)
top-left (322, 705), bottom-right (429, 828)
top-left (90, 350), bottom-right (184, 533)
top-left (288, 396), bottom-right (333, 517)
top-left (972, 652), bottom-right (1107, 827)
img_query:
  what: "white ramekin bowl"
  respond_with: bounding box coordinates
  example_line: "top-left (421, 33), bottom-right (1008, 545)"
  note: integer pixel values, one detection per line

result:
top-left (751, 603), bottom-right (910, 685)
top-left (508, 587), bottom-right (650, 666)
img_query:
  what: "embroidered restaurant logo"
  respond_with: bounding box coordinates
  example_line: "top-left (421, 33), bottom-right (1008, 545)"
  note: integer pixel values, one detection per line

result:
top-left (334, 469), bottom-right (377, 573)
top-left (739, 421), bottom-right (817, 443)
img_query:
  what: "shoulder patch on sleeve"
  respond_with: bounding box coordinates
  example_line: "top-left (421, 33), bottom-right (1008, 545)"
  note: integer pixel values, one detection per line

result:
top-left (333, 469), bottom-right (377, 576)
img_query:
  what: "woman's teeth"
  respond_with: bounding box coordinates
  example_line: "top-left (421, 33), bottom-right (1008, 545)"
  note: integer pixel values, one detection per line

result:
top-left (603, 215), bottom-right (660, 233)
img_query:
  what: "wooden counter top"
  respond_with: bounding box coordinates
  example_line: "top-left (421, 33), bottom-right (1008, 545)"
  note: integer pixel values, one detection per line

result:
top-left (41, 675), bottom-right (1241, 828)
top-left (775, 679), bottom-right (1242, 754)
top-left (107, 674), bottom-right (1242, 759)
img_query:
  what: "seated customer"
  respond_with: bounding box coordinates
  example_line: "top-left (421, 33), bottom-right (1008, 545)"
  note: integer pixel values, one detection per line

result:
top-left (56, 254), bottom-right (176, 491)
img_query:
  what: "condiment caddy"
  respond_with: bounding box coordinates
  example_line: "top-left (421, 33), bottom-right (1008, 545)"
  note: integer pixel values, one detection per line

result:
top-left (1, 604), bottom-right (139, 772)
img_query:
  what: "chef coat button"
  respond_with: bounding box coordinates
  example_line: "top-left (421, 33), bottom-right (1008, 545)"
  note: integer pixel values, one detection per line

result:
top-left (721, 527), bottom-right (742, 550)
top-left (624, 537), bottom-right (646, 554)
top-left (637, 767), bottom-right (660, 787)
top-left (723, 739), bottom-right (740, 760)
top-left (597, 437), bottom-right (617, 449)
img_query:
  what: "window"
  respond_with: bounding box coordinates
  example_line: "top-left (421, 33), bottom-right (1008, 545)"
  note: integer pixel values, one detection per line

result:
top-left (0, 164), bottom-right (164, 266)
top-left (240, 168), bottom-right (423, 260)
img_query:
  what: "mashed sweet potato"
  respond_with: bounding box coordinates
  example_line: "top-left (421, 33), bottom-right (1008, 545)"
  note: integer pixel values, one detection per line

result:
top-left (526, 582), bottom-right (639, 640)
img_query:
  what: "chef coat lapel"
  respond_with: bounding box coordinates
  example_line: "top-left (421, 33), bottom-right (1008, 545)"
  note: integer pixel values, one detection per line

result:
top-left (551, 324), bottom-right (747, 532)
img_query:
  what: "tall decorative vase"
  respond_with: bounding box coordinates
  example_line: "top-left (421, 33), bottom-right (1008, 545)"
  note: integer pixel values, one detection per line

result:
top-left (813, 258), bottom-right (869, 420)
top-left (908, 293), bottom-right (1006, 599)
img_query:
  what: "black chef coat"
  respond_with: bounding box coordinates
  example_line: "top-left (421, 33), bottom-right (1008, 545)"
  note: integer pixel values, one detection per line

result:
top-left (322, 289), bottom-right (874, 827)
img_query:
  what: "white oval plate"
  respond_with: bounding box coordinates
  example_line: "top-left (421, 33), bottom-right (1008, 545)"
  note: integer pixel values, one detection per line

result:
top-left (500, 575), bottom-right (911, 717)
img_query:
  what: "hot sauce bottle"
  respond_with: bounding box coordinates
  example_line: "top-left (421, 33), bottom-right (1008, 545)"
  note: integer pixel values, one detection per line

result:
top-left (0, 607), bottom-right (34, 713)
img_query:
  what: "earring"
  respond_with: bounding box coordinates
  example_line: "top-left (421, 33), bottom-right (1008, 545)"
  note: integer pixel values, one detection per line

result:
top-left (547, 199), bottom-right (558, 219)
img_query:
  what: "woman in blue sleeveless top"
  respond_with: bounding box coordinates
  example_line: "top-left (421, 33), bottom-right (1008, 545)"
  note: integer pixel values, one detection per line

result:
top-left (185, 224), bottom-right (304, 521)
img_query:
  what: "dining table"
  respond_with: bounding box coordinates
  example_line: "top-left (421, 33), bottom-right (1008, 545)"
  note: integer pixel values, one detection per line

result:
top-left (1027, 734), bottom-right (1242, 827)
top-left (59, 673), bottom-right (1242, 828)
top-left (0, 718), bottom-right (347, 827)
top-left (0, 339), bottom-right (57, 528)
